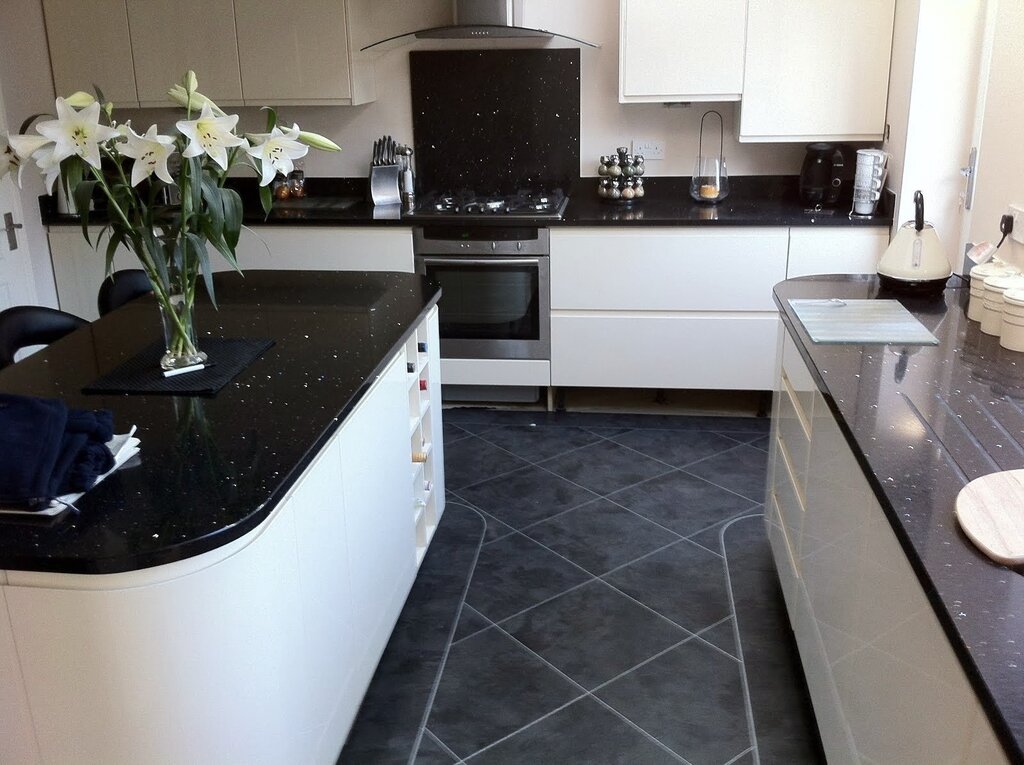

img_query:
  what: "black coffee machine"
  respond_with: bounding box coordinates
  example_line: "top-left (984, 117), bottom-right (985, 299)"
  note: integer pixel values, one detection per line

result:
top-left (799, 143), bottom-right (847, 207)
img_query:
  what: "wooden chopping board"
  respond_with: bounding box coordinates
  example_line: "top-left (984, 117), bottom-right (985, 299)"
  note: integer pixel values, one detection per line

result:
top-left (956, 470), bottom-right (1024, 565)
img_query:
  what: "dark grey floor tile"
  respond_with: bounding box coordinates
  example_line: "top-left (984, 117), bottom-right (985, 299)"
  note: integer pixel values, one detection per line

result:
top-left (585, 426), bottom-right (634, 438)
top-left (684, 444), bottom-right (769, 503)
top-left (475, 424), bottom-right (603, 462)
top-left (454, 605), bottom-right (492, 642)
top-left (426, 627), bottom-right (583, 760)
top-left (603, 540), bottom-right (732, 633)
top-left (611, 429), bottom-right (742, 468)
top-left (609, 470), bottom-right (758, 537)
top-left (725, 750), bottom-right (755, 764)
top-left (458, 465), bottom-right (600, 529)
top-left (502, 580), bottom-right (686, 690)
top-left (414, 732), bottom-right (458, 764)
top-left (539, 440), bottom-right (672, 496)
top-left (595, 639), bottom-right (751, 765)
top-left (340, 505), bottom-right (485, 764)
top-left (687, 508), bottom-right (763, 556)
top-left (744, 434), bottom-right (771, 451)
top-left (467, 696), bottom-right (679, 765)
top-left (698, 617), bottom-right (739, 659)
top-left (466, 533), bottom-right (591, 622)
top-left (724, 517), bottom-right (824, 764)
top-left (443, 421), bottom-right (471, 445)
top-left (524, 498), bottom-right (679, 575)
top-left (444, 436), bottom-right (530, 491)
top-left (445, 498), bottom-right (515, 545)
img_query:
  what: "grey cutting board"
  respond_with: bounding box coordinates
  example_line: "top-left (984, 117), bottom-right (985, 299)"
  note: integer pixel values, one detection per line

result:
top-left (788, 299), bottom-right (940, 345)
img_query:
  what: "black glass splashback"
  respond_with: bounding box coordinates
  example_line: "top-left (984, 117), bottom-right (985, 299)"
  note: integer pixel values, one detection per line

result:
top-left (410, 49), bottom-right (580, 195)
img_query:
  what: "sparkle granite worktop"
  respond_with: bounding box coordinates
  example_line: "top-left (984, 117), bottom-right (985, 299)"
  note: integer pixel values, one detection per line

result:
top-left (775, 275), bottom-right (1024, 763)
top-left (0, 271), bottom-right (441, 575)
top-left (41, 176), bottom-right (893, 229)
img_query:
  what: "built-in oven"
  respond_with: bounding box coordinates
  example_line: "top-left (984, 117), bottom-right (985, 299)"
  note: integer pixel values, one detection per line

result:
top-left (413, 226), bottom-right (550, 362)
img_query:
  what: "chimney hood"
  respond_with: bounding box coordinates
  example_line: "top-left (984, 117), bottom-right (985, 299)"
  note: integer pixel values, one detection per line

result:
top-left (361, 0), bottom-right (598, 52)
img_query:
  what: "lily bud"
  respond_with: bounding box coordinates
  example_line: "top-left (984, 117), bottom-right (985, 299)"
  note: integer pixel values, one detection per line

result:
top-left (167, 85), bottom-right (226, 117)
top-left (64, 91), bottom-right (96, 108)
top-left (184, 70), bottom-right (198, 93)
top-left (297, 130), bottom-right (341, 152)
top-left (102, 102), bottom-right (114, 120)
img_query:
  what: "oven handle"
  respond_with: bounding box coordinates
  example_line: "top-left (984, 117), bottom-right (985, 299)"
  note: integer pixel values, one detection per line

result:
top-left (418, 256), bottom-right (542, 267)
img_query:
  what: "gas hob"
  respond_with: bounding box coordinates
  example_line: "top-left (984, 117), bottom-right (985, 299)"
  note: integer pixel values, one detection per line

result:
top-left (410, 189), bottom-right (569, 222)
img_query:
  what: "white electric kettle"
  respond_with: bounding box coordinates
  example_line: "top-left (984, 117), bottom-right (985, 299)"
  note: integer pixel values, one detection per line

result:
top-left (877, 190), bottom-right (952, 294)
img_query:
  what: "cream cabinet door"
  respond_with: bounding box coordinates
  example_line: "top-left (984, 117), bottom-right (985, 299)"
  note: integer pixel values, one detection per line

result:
top-left (126, 0), bottom-right (243, 107)
top-left (619, 0), bottom-right (747, 103)
top-left (739, 0), bottom-right (895, 142)
top-left (42, 0), bottom-right (139, 106)
top-left (235, 0), bottom-right (354, 105)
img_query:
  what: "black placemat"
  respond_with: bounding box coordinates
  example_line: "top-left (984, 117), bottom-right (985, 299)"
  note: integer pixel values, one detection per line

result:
top-left (82, 338), bottom-right (274, 396)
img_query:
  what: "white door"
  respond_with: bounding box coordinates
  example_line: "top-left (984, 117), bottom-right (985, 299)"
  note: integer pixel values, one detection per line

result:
top-left (0, 76), bottom-right (38, 310)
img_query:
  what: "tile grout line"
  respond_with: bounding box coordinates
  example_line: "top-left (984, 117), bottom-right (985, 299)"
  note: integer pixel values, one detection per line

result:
top-left (723, 745), bottom-right (755, 765)
top-left (407, 502), bottom-right (489, 765)
top-left (717, 513), bottom-right (766, 765)
top-left (459, 694), bottom-right (590, 762)
top-left (423, 727), bottom-right (465, 764)
top-left (466, 625), bottom-right (693, 765)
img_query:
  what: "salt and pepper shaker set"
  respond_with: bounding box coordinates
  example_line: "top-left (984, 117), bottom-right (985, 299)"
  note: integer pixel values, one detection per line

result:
top-left (597, 146), bottom-right (646, 202)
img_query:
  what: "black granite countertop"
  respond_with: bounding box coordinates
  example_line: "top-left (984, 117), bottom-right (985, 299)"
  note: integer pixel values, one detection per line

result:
top-left (775, 275), bottom-right (1024, 763)
top-left (42, 176), bottom-right (893, 229)
top-left (0, 271), bottom-right (441, 575)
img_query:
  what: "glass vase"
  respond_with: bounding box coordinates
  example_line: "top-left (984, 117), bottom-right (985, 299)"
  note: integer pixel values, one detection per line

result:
top-left (158, 294), bottom-right (207, 370)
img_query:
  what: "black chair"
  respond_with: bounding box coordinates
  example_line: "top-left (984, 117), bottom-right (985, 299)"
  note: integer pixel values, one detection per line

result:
top-left (0, 306), bottom-right (89, 370)
top-left (97, 269), bottom-right (153, 316)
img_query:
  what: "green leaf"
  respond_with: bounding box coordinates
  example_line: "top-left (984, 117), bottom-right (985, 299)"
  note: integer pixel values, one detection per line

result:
top-left (199, 176), bottom-right (224, 240)
top-left (188, 157), bottom-right (203, 216)
top-left (206, 232), bottom-right (240, 274)
top-left (261, 106), bottom-right (277, 133)
top-left (146, 230), bottom-right (170, 290)
top-left (221, 187), bottom-right (244, 248)
top-left (17, 113), bottom-right (46, 135)
top-left (187, 232), bottom-right (217, 309)
top-left (104, 230), bottom-right (125, 276)
top-left (259, 184), bottom-right (273, 218)
top-left (73, 180), bottom-right (97, 244)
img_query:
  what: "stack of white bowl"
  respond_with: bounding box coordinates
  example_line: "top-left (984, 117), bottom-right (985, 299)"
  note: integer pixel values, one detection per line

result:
top-left (1001, 288), bottom-right (1024, 351)
top-left (969, 261), bottom-right (1017, 320)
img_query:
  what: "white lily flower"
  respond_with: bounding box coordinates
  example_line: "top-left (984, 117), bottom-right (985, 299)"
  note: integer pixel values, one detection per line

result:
top-left (0, 138), bottom-right (15, 181)
top-left (176, 104), bottom-right (246, 171)
top-left (119, 124), bottom-right (176, 186)
top-left (35, 97), bottom-right (121, 170)
top-left (246, 123), bottom-right (309, 186)
top-left (297, 130), bottom-right (341, 153)
top-left (32, 145), bottom-right (63, 193)
top-left (7, 133), bottom-right (54, 186)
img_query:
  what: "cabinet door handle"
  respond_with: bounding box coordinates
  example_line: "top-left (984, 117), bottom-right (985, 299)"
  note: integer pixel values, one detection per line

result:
top-left (3, 212), bottom-right (23, 251)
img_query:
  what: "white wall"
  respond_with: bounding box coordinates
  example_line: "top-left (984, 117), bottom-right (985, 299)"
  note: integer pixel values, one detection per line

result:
top-left (120, 0), bottom-right (803, 179)
top-left (966, 0), bottom-right (1024, 270)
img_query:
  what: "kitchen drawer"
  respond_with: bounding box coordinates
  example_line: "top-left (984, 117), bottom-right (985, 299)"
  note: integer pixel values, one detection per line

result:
top-left (550, 228), bottom-right (789, 311)
top-left (781, 330), bottom-right (816, 433)
top-left (787, 229), bottom-right (889, 279)
top-left (551, 312), bottom-right (779, 390)
top-left (772, 432), bottom-right (807, 557)
top-left (767, 492), bottom-right (801, 614)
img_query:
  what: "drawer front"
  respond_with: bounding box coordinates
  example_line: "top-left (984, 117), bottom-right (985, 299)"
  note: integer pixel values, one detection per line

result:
top-left (767, 493), bottom-right (801, 613)
top-left (787, 228), bottom-right (889, 279)
top-left (781, 331), bottom-right (816, 433)
top-left (773, 433), bottom-right (807, 557)
top-left (551, 313), bottom-right (779, 390)
top-left (550, 228), bottom-right (789, 311)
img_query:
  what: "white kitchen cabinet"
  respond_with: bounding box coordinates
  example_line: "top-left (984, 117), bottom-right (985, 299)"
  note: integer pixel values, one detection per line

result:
top-left (550, 227), bottom-right (787, 390)
top-left (0, 310), bottom-right (445, 764)
top-left (787, 228), bottom-right (889, 278)
top-left (767, 327), bottom-right (1010, 764)
top-left (41, 0), bottom-right (139, 107)
top-left (47, 226), bottom-right (414, 321)
top-left (235, 0), bottom-right (368, 106)
top-left (126, 0), bottom-right (243, 107)
top-left (618, 0), bottom-right (747, 103)
top-left (739, 0), bottom-right (896, 142)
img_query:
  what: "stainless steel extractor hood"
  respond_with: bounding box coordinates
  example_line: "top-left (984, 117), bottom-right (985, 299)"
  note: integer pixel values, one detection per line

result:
top-left (361, 0), bottom-right (598, 51)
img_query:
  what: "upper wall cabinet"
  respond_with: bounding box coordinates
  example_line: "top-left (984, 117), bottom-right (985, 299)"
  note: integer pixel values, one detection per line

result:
top-left (618, 0), bottom-right (747, 103)
top-left (127, 0), bottom-right (243, 107)
top-left (235, 0), bottom-right (372, 106)
top-left (739, 0), bottom-right (896, 142)
top-left (42, 0), bottom-right (140, 107)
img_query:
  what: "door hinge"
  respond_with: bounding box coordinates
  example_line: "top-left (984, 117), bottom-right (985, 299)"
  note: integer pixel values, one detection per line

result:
top-left (961, 147), bottom-right (978, 211)
top-left (3, 212), bottom-right (23, 251)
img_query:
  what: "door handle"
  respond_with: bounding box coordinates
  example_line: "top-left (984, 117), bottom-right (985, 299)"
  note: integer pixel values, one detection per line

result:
top-left (961, 147), bottom-right (978, 211)
top-left (3, 212), bottom-right (23, 250)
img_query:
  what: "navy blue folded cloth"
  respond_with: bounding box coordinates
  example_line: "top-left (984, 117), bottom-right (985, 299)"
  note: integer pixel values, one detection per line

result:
top-left (0, 393), bottom-right (115, 510)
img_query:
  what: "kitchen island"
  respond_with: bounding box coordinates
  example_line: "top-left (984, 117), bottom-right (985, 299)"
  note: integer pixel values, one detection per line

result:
top-left (0, 271), bottom-right (445, 764)
top-left (770, 275), bottom-right (1023, 764)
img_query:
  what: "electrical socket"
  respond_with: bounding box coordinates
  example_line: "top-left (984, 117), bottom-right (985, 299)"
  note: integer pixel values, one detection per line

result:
top-left (632, 139), bottom-right (665, 160)
top-left (1010, 203), bottom-right (1024, 245)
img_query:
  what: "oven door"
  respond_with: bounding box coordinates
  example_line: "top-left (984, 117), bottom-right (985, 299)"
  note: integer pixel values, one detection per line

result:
top-left (417, 255), bottom-right (551, 361)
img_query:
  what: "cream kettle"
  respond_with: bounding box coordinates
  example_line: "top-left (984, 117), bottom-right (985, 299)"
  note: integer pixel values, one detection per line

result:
top-left (877, 190), bottom-right (952, 293)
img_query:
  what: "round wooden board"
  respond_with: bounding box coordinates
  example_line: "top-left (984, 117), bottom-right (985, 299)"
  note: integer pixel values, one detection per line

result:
top-left (956, 469), bottom-right (1024, 566)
